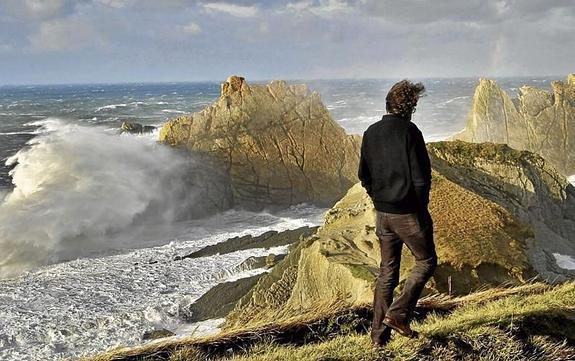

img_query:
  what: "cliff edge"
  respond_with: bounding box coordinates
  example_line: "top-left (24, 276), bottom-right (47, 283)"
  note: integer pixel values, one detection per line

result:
top-left (224, 141), bottom-right (575, 328)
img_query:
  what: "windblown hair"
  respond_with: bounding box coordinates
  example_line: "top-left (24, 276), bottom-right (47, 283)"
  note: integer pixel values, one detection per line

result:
top-left (385, 79), bottom-right (426, 119)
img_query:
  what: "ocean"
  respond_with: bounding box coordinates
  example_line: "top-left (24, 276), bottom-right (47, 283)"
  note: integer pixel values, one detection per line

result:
top-left (0, 77), bottom-right (565, 360)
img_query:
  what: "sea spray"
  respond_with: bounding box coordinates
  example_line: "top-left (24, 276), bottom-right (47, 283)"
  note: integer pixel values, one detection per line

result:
top-left (0, 118), bottom-right (231, 277)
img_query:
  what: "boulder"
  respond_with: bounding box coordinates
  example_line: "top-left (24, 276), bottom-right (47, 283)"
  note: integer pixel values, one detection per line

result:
top-left (224, 141), bottom-right (575, 328)
top-left (121, 122), bottom-right (156, 134)
top-left (451, 75), bottom-right (575, 175)
top-left (159, 76), bottom-right (361, 209)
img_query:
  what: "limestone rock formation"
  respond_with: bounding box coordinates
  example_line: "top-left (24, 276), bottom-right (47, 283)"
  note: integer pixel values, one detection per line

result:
top-left (451, 75), bottom-right (575, 175)
top-left (224, 141), bottom-right (575, 329)
top-left (428, 140), bottom-right (575, 282)
top-left (159, 76), bottom-right (361, 209)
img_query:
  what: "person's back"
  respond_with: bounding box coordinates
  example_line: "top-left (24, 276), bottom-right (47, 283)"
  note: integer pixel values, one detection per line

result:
top-left (360, 114), bottom-right (429, 214)
top-left (358, 79), bottom-right (437, 347)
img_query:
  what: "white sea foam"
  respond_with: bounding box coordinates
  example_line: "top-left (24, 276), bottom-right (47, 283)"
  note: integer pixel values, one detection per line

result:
top-left (0, 118), bottom-right (221, 277)
top-left (0, 206), bottom-right (324, 361)
top-left (438, 95), bottom-right (470, 106)
top-left (96, 103), bottom-right (128, 111)
top-left (0, 131), bottom-right (37, 135)
top-left (161, 109), bottom-right (187, 114)
top-left (569, 175), bottom-right (575, 186)
top-left (174, 318), bottom-right (225, 339)
top-left (552, 253), bottom-right (575, 270)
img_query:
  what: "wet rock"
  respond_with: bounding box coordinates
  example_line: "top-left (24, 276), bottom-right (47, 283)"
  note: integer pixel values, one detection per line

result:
top-left (181, 274), bottom-right (263, 323)
top-left (142, 328), bottom-right (175, 340)
top-left (121, 121), bottom-right (156, 134)
top-left (175, 226), bottom-right (318, 260)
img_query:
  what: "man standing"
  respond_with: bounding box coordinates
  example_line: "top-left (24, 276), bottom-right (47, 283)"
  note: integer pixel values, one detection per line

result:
top-left (358, 80), bottom-right (437, 346)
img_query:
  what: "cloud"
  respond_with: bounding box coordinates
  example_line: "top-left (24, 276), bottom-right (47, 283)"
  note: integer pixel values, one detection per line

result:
top-left (201, 2), bottom-right (259, 17)
top-left (27, 17), bottom-right (105, 52)
top-left (283, 0), bottom-right (353, 17)
top-left (0, 42), bottom-right (13, 53)
top-left (96, 0), bottom-right (132, 8)
top-left (182, 21), bottom-right (202, 35)
top-left (1, 0), bottom-right (574, 83)
top-left (0, 0), bottom-right (85, 20)
top-left (354, 0), bottom-right (574, 25)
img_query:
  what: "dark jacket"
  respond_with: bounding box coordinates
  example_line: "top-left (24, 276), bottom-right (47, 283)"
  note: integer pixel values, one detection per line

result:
top-left (358, 113), bottom-right (431, 213)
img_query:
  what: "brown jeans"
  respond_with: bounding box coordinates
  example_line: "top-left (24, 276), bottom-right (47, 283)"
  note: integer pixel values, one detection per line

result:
top-left (371, 208), bottom-right (437, 342)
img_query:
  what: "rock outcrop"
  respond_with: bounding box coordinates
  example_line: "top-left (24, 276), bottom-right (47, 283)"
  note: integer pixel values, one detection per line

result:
top-left (121, 121), bottom-right (156, 134)
top-left (159, 76), bottom-right (361, 209)
top-left (451, 74), bottom-right (575, 175)
top-left (224, 141), bottom-right (575, 328)
top-left (428, 140), bottom-right (575, 282)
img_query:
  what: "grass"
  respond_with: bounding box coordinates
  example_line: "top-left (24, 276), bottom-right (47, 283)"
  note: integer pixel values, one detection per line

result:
top-left (84, 282), bottom-right (575, 361)
top-left (230, 282), bottom-right (575, 361)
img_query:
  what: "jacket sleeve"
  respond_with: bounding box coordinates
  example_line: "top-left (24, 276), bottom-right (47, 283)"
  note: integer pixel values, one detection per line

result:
top-left (407, 125), bottom-right (432, 209)
top-left (358, 134), bottom-right (373, 198)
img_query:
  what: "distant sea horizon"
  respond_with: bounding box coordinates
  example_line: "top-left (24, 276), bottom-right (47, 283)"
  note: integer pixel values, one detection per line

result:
top-left (0, 73), bottom-right (569, 88)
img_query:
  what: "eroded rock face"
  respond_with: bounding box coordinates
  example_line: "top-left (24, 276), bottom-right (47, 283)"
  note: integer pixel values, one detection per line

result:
top-left (451, 75), bottom-right (575, 175)
top-left (159, 76), bottom-right (361, 209)
top-left (427, 140), bottom-right (575, 283)
top-left (224, 141), bottom-right (575, 328)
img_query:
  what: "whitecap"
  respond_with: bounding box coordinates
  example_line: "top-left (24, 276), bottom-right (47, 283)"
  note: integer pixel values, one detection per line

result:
top-left (95, 103), bottom-right (128, 112)
top-left (0, 131), bottom-right (37, 135)
top-left (440, 95), bottom-right (470, 106)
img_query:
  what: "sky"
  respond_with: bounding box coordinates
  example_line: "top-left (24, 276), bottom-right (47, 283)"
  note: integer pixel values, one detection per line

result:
top-left (0, 0), bottom-right (574, 85)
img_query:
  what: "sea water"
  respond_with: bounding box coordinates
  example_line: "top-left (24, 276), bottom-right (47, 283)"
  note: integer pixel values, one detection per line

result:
top-left (0, 77), bottom-right (568, 360)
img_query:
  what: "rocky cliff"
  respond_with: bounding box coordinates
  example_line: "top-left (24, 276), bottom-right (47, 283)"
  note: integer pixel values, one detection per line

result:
top-left (224, 141), bottom-right (575, 328)
top-left (159, 76), bottom-right (361, 209)
top-left (451, 74), bottom-right (575, 175)
top-left (428, 140), bottom-right (575, 282)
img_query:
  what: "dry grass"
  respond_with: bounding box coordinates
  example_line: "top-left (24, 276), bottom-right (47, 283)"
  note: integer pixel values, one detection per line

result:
top-left (426, 173), bottom-right (532, 272)
top-left (83, 282), bottom-right (572, 361)
top-left (232, 281), bottom-right (575, 361)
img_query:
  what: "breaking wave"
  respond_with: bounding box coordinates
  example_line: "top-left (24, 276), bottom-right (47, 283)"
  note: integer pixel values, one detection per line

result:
top-left (0, 118), bottom-right (227, 277)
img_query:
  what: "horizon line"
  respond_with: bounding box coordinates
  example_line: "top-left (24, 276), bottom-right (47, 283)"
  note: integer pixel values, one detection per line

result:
top-left (0, 74), bottom-right (569, 88)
